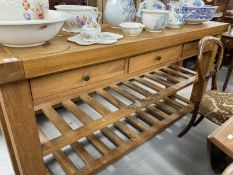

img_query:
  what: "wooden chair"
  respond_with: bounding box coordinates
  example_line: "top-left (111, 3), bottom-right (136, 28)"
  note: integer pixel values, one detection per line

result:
top-left (222, 26), bottom-right (233, 91)
top-left (178, 36), bottom-right (233, 137)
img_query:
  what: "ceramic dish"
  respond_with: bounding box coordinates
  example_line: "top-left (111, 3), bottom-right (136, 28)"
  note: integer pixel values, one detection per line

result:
top-left (0, 0), bottom-right (49, 21)
top-left (0, 10), bottom-right (67, 47)
top-left (180, 0), bottom-right (205, 7)
top-left (181, 6), bottom-right (218, 24)
top-left (119, 22), bottom-right (144, 36)
top-left (68, 34), bottom-right (118, 46)
top-left (137, 0), bottom-right (166, 18)
top-left (141, 9), bottom-right (170, 32)
top-left (98, 32), bottom-right (124, 40)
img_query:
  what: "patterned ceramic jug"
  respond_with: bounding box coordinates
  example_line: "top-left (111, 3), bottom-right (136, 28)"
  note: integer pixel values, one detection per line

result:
top-left (167, 1), bottom-right (184, 28)
top-left (104, 0), bottom-right (136, 28)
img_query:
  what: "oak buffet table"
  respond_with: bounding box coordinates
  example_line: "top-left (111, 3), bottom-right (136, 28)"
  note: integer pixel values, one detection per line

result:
top-left (0, 21), bottom-right (228, 175)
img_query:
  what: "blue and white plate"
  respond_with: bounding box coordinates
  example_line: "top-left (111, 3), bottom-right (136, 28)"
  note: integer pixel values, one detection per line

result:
top-left (137, 0), bottom-right (166, 18)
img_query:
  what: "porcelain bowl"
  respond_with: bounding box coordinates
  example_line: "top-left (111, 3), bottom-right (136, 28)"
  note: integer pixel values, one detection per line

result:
top-left (137, 0), bottom-right (166, 18)
top-left (180, 0), bottom-right (205, 7)
top-left (0, 10), bottom-right (67, 47)
top-left (0, 0), bottom-right (49, 21)
top-left (141, 9), bottom-right (170, 32)
top-left (181, 6), bottom-right (218, 24)
top-left (119, 22), bottom-right (144, 36)
top-left (55, 5), bottom-right (101, 33)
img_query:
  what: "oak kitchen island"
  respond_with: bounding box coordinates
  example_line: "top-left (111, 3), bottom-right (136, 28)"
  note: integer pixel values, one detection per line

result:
top-left (0, 21), bottom-right (228, 175)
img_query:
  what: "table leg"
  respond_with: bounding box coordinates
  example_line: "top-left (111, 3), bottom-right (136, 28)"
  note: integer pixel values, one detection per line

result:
top-left (223, 51), bottom-right (233, 91)
top-left (0, 81), bottom-right (45, 175)
top-left (0, 105), bottom-right (20, 175)
top-left (208, 140), bottom-right (232, 174)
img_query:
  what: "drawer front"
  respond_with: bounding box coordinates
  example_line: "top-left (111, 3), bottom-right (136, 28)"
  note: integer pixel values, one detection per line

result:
top-left (222, 37), bottom-right (233, 48)
top-left (129, 45), bottom-right (182, 73)
top-left (31, 59), bottom-right (125, 100)
top-left (182, 40), bottom-right (214, 59)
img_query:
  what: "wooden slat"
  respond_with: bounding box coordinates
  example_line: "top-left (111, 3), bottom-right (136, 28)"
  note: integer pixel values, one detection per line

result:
top-left (101, 128), bottom-right (126, 146)
top-left (126, 116), bottom-right (149, 132)
top-left (80, 94), bottom-right (110, 116)
top-left (123, 81), bottom-right (152, 97)
top-left (87, 134), bottom-right (111, 155)
top-left (153, 70), bottom-right (181, 83)
top-left (155, 101), bottom-right (177, 114)
top-left (42, 106), bottom-right (71, 132)
top-left (136, 110), bottom-right (163, 127)
top-left (146, 106), bottom-right (170, 120)
top-left (62, 99), bottom-right (92, 124)
top-left (164, 97), bottom-right (186, 108)
top-left (170, 65), bottom-right (197, 75)
top-left (161, 67), bottom-right (192, 79)
top-left (172, 94), bottom-right (191, 104)
top-left (114, 121), bottom-right (138, 139)
top-left (71, 142), bottom-right (95, 165)
top-left (110, 84), bottom-right (139, 102)
top-left (145, 74), bottom-right (172, 87)
top-left (39, 129), bottom-right (77, 174)
top-left (134, 77), bottom-right (162, 91)
top-left (53, 150), bottom-right (78, 175)
top-left (96, 88), bottom-right (128, 108)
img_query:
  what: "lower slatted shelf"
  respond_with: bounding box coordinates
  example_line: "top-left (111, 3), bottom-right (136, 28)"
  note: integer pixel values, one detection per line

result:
top-left (34, 65), bottom-right (197, 175)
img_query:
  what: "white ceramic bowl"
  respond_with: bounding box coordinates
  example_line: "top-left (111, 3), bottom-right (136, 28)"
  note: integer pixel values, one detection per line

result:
top-left (0, 0), bottom-right (49, 21)
top-left (137, 0), bottom-right (166, 18)
top-left (119, 22), bottom-right (144, 36)
top-left (0, 10), bottom-right (67, 47)
top-left (141, 9), bottom-right (170, 32)
top-left (55, 5), bottom-right (101, 33)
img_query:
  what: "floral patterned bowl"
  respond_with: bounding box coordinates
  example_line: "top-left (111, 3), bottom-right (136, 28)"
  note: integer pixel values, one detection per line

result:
top-left (0, 10), bottom-right (67, 47)
top-left (137, 0), bottom-right (166, 18)
top-left (181, 6), bottom-right (218, 24)
top-left (0, 0), bottom-right (49, 21)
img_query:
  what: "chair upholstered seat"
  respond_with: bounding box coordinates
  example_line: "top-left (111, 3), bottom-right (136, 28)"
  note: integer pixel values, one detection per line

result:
top-left (199, 90), bottom-right (233, 125)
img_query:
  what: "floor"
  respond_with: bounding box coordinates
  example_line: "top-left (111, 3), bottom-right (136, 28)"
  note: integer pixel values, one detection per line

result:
top-left (0, 67), bottom-right (232, 175)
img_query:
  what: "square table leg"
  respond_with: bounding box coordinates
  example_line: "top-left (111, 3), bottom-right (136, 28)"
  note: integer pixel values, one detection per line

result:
top-left (0, 81), bottom-right (45, 175)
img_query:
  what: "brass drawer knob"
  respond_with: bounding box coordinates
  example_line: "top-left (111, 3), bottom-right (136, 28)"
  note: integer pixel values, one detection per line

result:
top-left (83, 75), bottom-right (90, 81)
top-left (155, 56), bottom-right (162, 61)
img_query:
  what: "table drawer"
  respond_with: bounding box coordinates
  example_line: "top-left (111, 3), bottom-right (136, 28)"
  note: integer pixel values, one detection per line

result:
top-left (31, 59), bottom-right (125, 100)
top-left (182, 40), bottom-right (214, 59)
top-left (128, 45), bottom-right (182, 73)
top-left (222, 37), bottom-right (233, 48)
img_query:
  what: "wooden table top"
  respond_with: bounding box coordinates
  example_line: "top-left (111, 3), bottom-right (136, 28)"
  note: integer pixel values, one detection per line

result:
top-left (0, 21), bottom-right (228, 85)
top-left (209, 117), bottom-right (233, 159)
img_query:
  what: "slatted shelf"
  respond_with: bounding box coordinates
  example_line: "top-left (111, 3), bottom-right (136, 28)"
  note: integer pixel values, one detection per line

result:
top-left (35, 65), bottom-right (197, 175)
